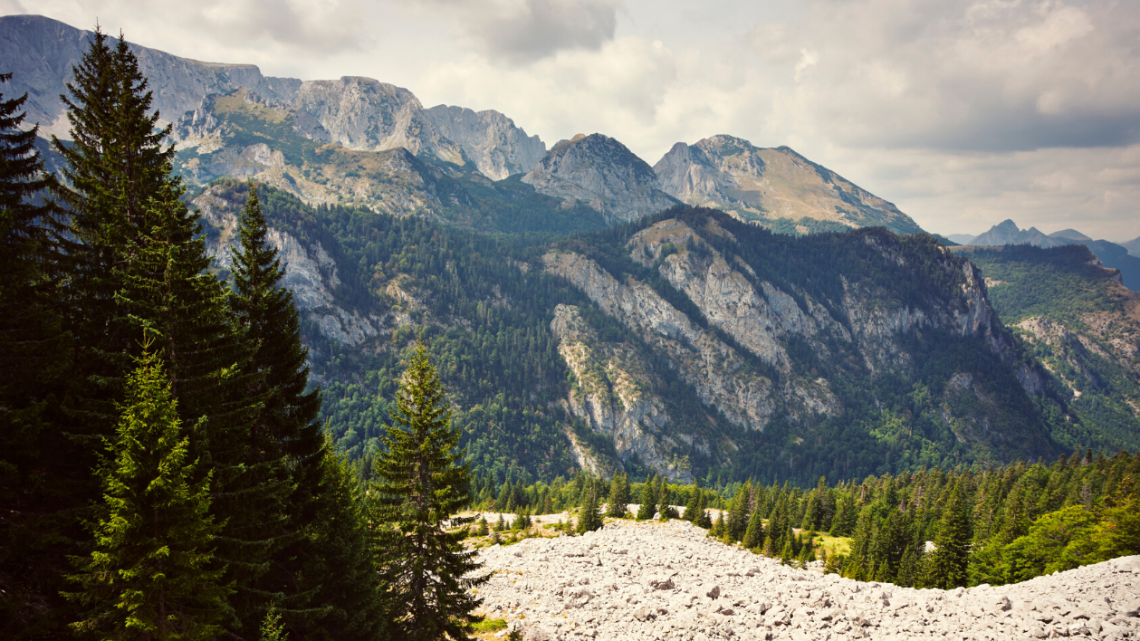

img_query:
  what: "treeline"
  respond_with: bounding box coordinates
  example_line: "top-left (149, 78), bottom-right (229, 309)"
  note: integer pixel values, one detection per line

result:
top-left (483, 453), bottom-right (1140, 588)
top-left (1, 31), bottom-right (480, 641)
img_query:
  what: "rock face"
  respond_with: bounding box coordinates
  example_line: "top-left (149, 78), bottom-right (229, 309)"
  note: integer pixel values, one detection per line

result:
top-left (425, 105), bottom-right (546, 180)
top-left (551, 304), bottom-right (692, 481)
top-left (540, 214), bottom-right (1062, 470)
top-left (474, 519), bottom-right (1140, 641)
top-left (653, 135), bottom-right (924, 235)
top-left (523, 134), bottom-right (678, 223)
top-left (193, 185), bottom-right (385, 353)
top-left (0, 15), bottom-right (300, 139)
top-left (292, 78), bottom-right (464, 164)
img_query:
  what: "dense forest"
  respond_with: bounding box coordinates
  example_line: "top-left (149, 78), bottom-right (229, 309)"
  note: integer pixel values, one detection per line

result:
top-left (469, 452), bottom-right (1140, 589)
top-left (0, 33), bottom-right (479, 641)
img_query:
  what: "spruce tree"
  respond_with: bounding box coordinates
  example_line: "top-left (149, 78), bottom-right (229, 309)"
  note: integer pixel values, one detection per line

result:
top-left (293, 444), bottom-right (388, 641)
top-left (577, 487), bottom-right (603, 534)
top-left (370, 342), bottom-right (488, 640)
top-left (743, 508), bottom-right (765, 551)
top-left (684, 481), bottom-right (701, 523)
top-left (607, 473), bottom-right (630, 518)
top-left (67, 346), bottom-right (229, 640)
top-left (637, 475), bottom-right (658, 520)
top-left (227, 183), bottom-right (327, 630)
top-left (727, 480), bottom-right (752, 543)
top-left (924, 481), bottom-right (972, 589)
top-left (0, 71), bottom-right (77, 637)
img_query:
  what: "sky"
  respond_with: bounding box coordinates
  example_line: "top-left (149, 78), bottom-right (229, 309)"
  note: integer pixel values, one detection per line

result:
top-left (4, 0), bottom-right (1140, 241)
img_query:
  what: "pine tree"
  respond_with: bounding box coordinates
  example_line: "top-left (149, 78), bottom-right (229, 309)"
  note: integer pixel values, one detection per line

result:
top-left (710, 511), bottom-right (726, 539)
top-left (0, 71), bottom-right (77, 637)
top-left (924, 481), bottom-right (972, 589)
top-left (67, 346), bottom-right (230, 640)
top-left (370, 342), bottom-right (489, 640)
top-left (696, 490), bottom-right (713, 529)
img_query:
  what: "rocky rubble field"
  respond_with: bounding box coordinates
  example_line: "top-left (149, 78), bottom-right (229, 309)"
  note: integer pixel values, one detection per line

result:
top-left (473, 519), bottom-right (1140, 640)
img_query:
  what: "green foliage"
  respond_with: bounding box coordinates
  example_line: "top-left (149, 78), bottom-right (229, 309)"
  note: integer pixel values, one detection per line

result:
top-left (369, 343), bottom-right (489, 640)
top-left (67, 348), bottom-right (230, 640)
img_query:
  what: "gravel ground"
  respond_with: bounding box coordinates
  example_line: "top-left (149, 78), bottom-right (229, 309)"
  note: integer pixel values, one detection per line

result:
top-left (472, 519), bottom-right (1140, 640)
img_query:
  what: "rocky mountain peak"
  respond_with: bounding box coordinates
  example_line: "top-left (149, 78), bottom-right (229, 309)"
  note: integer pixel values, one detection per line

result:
top-left (654, 135), bottom-right (924, 236)
top-left (425, 105), bottom-right (546, 180)
top-left (522, 133), bottom-right (678, 223)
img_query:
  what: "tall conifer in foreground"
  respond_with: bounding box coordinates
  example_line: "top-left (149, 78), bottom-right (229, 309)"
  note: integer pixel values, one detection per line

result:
top-left (226, 182), bottom-right (327, 632)
top-left (67, 346), bottom-right (229, 640)
top-left (0, 71), bottom-right (77, 638)
top-left (371, 342), bottom-right (488, 640)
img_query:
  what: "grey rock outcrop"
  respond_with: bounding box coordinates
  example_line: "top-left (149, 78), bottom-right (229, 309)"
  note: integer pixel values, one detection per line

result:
top-left (474, 519), bottom-right (1140, 641)
top-left (523, 134), bottom-right (678, 223)
top-left (551, 304), bottom-right (693, 481)
top-left (0, 14), bottom-right (299, 139)
top-left (425, 105), bottom-right (546, 180)
top-left (193, 185), bottom-right (382, 349)
top-left (292, 78), bottom-right (464, 164)
top-left (653, 135), bottom-right (924, 235)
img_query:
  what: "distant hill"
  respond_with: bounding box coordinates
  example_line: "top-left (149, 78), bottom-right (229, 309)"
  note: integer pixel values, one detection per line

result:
top-left (954, 244), bottom-right (1140, 452)
top-left (964, 220), bottom-right (1140, 290)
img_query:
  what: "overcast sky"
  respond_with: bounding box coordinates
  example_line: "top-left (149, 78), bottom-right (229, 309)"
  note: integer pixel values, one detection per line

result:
top-left (4, 0), bottom-right (1140, 240)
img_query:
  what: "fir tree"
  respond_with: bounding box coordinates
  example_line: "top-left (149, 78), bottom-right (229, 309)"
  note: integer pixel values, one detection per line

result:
top-left (924, 481), bottom-right (972, 589)
top-left (67, 346), bottom-right (230, 640)
top-left (370, 342), bottom-right (489, 641)
top-left (684, 481), bottom-right (701, 523)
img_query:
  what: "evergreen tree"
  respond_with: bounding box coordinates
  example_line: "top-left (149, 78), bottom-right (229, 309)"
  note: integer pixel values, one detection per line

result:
top-left (67, 346), bottom-right (229, 640)
top-left (370, 343), bottom-right (489, 640)
top-left (710, 511), bottom-right (726, 539)
top-left (607, 473), bottom-right (630, 518)
top-left (742, 508), bottom-right (765, 551)
top-left (696, 490), bottom-right (713, 529)
top-left (227, 183), bottom-right (327, 629)
top-left (636, 475), bottom-right (658, 520)
top-left (924, 481), bottom-right (972, 589)
top-left (727, 480), bottom-right (752, 543)
top-left (291, 444), bottom-right (389, 641)
top-left (684, 481), bottom-right (701, 523)
top-left (0, 71), bottom-right (76, 637)
top-left (577, 487), bottom-right (603, 534)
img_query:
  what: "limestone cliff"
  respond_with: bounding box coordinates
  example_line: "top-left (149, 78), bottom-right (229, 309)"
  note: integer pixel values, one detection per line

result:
top-left (523, 134), bottom-right (678, 223)
top-left (426, 105), bottom-right (546, 180)
top-left (653, 135), bottom-right (924, 235)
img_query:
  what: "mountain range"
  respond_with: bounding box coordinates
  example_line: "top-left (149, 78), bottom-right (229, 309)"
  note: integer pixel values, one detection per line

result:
top-left (5, 14), bottom-right (925, 237)
top-left (6, 13), bottom-right (1140, 484)
top-left (959, 219), bottom-right (1140, 290)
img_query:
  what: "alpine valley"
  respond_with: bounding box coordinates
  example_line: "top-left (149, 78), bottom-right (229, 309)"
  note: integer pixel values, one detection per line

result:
top-left (7, 14), bottom-right (1139, 486)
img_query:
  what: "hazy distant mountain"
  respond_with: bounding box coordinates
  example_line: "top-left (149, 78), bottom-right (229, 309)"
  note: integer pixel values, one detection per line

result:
top-left (522, 133), bottom-right (679, 223)
top-left (945, 234), bottom-right (977, 245)
top-left (965, 220), bottom-right (1140, 290)
top-left (1122, 237), bottom-right (1140, 257)
top-left (653, 135), bottom-right (924, 236)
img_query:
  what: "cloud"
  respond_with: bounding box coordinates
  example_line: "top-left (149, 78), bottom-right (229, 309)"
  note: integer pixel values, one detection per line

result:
top-left (182, 0), bottom-right (370, 55)
top-left (419, 0), bottom-right (621, 64)
top-left (770, 0), bottom-right (1140, 152)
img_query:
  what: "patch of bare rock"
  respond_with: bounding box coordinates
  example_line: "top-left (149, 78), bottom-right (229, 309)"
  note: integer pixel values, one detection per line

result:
top-left (472, 519), bottom-right (1140, 640)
